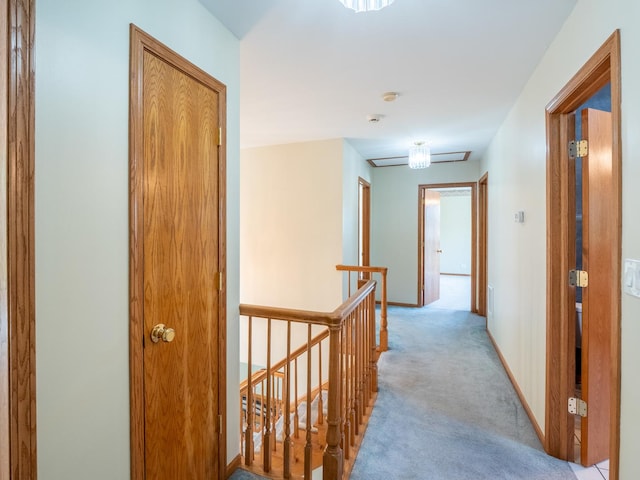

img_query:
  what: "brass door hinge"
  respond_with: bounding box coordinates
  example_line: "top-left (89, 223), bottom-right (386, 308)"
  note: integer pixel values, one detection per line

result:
top-left (568, 139), bottom-right (588, 159)
top-left (568, 397), bottom-right (587, 417)
top-left (569, 269), bottom-right (588, 288)
top-left (218, 127), bottom-right (223, 146)
top-left (216, 272), bottom-right (223, 291)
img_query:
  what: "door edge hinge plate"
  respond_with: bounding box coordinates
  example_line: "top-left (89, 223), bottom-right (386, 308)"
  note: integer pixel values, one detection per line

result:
top-left (568, 139), bottom-right (588, 159)
top-left (568, 397), bottom-right (587, 417)
top-left (569, 269), bottom-right (588, 287)
top-left (216, 272), bottom-right (223, 291)
top-left (218, 127), bottom-right (223, 146)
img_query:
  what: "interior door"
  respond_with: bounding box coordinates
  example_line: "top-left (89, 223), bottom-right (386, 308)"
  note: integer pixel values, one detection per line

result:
top-left (423, 190), bottom-right (441, 305)
top-left (130, 26), bottom-right (226, 480)
top-left (580, 108), bottom-right (613, 467)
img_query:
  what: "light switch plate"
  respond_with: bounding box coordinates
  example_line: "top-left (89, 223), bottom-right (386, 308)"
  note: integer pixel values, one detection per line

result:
top-left (624, 259), bottom-right (640, 298)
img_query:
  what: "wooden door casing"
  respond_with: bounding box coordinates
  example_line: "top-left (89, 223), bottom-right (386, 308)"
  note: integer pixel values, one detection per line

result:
top-left (545, 31), bottom-right (621, 479)
top-left (418, 182), bottom-right (477, 310)
top-left (478, 173), bottom-right (488, 317)
top-left (358, 178), bottom-right (371, 271)
top-left (3, 0), bottom-right (37, 478)
top-left (130, 25), bottom-right (227, 480)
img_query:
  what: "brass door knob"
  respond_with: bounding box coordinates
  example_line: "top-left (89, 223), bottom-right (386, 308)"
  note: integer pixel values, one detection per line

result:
top-left (150, 324), bottom-right (176, 343)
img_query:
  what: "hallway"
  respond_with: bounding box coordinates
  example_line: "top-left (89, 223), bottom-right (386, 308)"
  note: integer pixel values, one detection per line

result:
top-left (231, 301), bottom-right (577, 479)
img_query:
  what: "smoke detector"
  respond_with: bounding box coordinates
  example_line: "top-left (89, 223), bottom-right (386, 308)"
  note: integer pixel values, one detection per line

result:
top-left (367, 114), bottom-right (382, 123)
top-left (382, 92), bottom-right (399, 102)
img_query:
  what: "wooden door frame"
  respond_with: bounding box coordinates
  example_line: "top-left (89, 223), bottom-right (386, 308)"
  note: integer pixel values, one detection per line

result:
top-left (477, 173), bottom-right (488, 317)
top-left (2, 0), bottom-right (37, 478)
top-left (358, 178), bottom-right (371, 276)
top-left (418, 182), bottom-right (477, 311)
top-left (129, 25), bottom-right (227, 480)
top-left (545, 30), bottom-right (621, 479)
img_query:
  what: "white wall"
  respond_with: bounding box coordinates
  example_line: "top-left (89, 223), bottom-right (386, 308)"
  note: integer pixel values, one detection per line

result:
top-left (439, 193), bottom-right (472, 275)
top-left (35, 1), bottom-right (240, 478)
top-left (481, 0), bottom-right (640, 476)
top-left (240, 139), bottom-right (344, 312)
top-left (371, 162), bottom-right (480, 305)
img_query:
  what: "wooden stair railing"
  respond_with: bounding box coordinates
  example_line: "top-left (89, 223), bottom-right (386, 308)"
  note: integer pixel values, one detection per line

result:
top-left (239, 280), bottom-right (378, 480)
top-left (336, 265), bottom-right (388, 353)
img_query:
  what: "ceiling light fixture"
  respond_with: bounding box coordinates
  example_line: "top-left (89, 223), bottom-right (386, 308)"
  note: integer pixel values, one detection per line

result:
top-left (338, 0), bottom-right (395, 13)
top-left (408, 142), bottom-right (431, 169)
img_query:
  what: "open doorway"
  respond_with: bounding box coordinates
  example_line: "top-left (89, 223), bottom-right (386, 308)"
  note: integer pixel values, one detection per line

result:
top-left (545, 31), bottom-right (621, 478)
top-left (418, 182), bottom-right (477, 311)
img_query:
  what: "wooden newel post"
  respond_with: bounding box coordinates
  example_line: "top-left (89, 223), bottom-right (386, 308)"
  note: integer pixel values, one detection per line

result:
top-left (323, 323), bottom-right (344, 480)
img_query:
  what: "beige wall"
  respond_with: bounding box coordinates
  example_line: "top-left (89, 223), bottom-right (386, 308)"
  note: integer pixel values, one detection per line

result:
top-left (240, 139), bottom-right (345, 311)
top-left (239, 139), bottom-right (370, 388)
top-left (481, 0), bottom-right (640, 476)
top-left (370, 162), bottom-right (481, 305)
top-left (35, 1), bottom-right (240, 477)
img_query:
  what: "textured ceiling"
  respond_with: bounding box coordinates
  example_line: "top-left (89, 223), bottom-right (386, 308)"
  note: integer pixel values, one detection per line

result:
top-left (200, 0), bottom-right (577, 162)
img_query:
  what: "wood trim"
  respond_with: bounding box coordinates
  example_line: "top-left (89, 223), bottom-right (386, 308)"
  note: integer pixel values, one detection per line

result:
top-left (487, 330), bottom-right (545, 445)
top-left (545, 30), bottom-right (621, 479)
top-left (478, 173), bottom-right (488, 317)
top-left (367, 150), bottom-right (471, 168)
top-left (418, 182), bottom-right (477, 312)
top-left (358, 178), bottom-right (371, 269)
top-left (387, 301), bottom-right (419, 308)
top-left (5, 0), bottom-right (37, 478)
top-left (0, 2), bottom-right (9, 477)
top-left (225, 454), bottom-right (241, 479)
top-left (129, 24), bottom-right (228, 480)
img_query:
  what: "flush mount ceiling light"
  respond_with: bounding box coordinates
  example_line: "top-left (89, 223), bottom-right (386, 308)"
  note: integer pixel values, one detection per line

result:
top-left (338, 0), bottom-right (395, 13)
top-left (408, 142), bottom-right (431, 169)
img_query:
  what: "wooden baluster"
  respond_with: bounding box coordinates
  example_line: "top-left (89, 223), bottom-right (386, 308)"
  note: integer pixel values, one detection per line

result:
top-left (349, 312), bottom-right (357, 446)
top-left (380, 268), bottom-right (388, 352)
top-left (283, 321), bottom-right (292, 478)
top-left (323, 323), bottom-right (344, 480)
top-left (369, 292), bottom-right (378, 394)
top-left (317, 339), bottom-right (324, 426)
top-left (245, 316), bottom-right (254, 465)
top-left (272, 371), bottom-right (278, 452)
top-left (304, 325), bottom-right (313, 480)
top-left (362, 297), bottom-right (375, 407)
top-left (361, 303), bottom-right (370, 404)
top-left (263, 318), bottom-right (272, 472)
top-left (361, 304), bottom-right (368, 421)
top-left (342, 315), bottom-right (351, 460)
top-left (259, 380), bottom-right (265, 449)
top-left (294, 357), bottom-right (299, 439)
top-left (355, 307), bottom-right (363, 435)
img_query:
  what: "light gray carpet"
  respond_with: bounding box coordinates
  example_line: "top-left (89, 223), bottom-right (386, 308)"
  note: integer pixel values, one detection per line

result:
top-left (349, 306), bottom-right (575, 480)
top-left (230, 306), bottom-right (576, 480)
